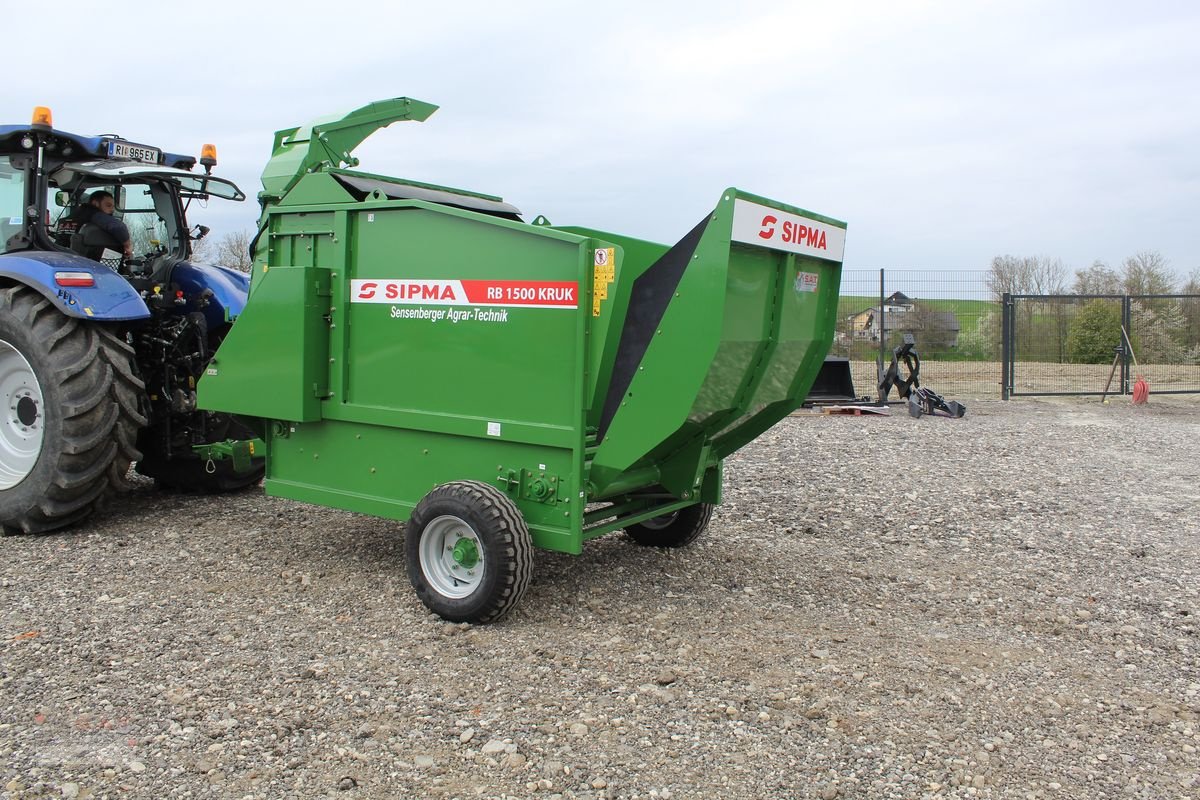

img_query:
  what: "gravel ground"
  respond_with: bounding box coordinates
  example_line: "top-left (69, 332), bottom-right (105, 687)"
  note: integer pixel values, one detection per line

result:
top-left (2, 397), bottom-right (1199, 800)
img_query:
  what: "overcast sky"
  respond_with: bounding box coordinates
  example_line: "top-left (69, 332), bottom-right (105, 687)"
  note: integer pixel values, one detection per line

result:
top-left (10, 0), bottom-right (1198, 275)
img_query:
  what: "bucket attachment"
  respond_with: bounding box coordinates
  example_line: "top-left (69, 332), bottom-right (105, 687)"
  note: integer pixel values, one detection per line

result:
top-left (803, 357), bottom-right (857, 404)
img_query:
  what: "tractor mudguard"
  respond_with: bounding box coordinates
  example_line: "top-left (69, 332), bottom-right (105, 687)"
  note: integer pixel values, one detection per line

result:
top-left (171, 261), bottom-right (251, 327)
top-left (0, 250), bottom-right (149, 321)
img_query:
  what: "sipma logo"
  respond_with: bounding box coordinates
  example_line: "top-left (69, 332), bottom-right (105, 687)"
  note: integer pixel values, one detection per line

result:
top-left (758, 214), bottom-right (778, 240)
top-left (356, 281), bottom-right (459, 301)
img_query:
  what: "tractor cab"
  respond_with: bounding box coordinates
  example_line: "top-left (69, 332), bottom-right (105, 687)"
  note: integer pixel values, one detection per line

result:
top-left (44, 160), bottom-right (243, 277)
top-left (0, 107), bottom-right (243, 285)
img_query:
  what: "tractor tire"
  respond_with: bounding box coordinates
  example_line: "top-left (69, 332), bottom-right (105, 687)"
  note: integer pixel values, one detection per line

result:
top-left (406, 481), bottom-right (533, 623)
top-left (134, 416), bottom-right (264, 494)
top-left (625, 502), bottom-right (714, 548)
top-left (0, 286), bottom-right (146, 534)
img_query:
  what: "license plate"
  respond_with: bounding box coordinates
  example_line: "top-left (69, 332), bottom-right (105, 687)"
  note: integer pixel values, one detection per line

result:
top-left (107, 141), bottom-right (161, 164)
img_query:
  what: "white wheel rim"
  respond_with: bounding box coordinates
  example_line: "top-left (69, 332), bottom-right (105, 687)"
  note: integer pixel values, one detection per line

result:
top-left (419, 514), bottom-right (485, 599)
top-left (0, 340), bottom-right (45, 489)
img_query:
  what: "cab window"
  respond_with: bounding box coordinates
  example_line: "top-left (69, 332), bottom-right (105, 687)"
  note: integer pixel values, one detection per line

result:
top-left (0, 156), bottom-right (25, 252)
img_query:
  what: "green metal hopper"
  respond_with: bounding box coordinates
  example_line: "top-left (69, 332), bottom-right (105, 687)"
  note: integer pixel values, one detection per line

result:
top-left (199, 98), bottom-right (846, 622)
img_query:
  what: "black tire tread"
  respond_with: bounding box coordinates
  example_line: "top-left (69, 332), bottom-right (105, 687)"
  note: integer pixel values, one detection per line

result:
top-left (626, 502), bottom-right (714, 548)
top-left (0, 286), bottom-right (145, 534)
top-left (407, 480), bottom-right (533, 623)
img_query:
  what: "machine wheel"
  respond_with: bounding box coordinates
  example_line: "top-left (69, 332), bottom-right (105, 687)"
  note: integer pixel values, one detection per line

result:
top-left (625, 502), bottom-right (714, 548)
top-left (0, 286), bottom-right (146, 534)
top-left (406, 480), bottom-right (533, 623)
top-left (134, 416), bottom-right (264, 493)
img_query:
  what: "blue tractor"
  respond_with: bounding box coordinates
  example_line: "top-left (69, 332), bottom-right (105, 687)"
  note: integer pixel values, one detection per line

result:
top-left (0, 107), bottom-right (261, 534)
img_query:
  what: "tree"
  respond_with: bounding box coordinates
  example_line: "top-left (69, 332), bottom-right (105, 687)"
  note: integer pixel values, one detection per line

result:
top-left (1182, 269), bottom-right (1200, 345)
top-left (1122, 251), bottom-right (1176, 296)
top-left (1074, 260), bottom-right (1122, 295)
top-left (986, 255), bottom-right (1035, 301)
top-left (1130, 300), bottom-right (1187, 363)
top-left (189, 229), bottom-right (255, 272)
top-left (989, 255), bottom-right (1069, 362)
top-left (986, 255), bottom-right (1067, 301)
top-left (1066, 299), bottom-right (1122, 364)
top-left (212, 230), bottom-right (255, 272)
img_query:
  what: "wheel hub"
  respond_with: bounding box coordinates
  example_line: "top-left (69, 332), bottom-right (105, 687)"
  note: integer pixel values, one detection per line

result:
top-left (419, 514), bottom-right (486, 599)
top-left (0, 340), bottom-right (46, 489)
top-left (451, 537), bottom-right (480, 569)
top-left (15, 395), bottom-right (38, 427)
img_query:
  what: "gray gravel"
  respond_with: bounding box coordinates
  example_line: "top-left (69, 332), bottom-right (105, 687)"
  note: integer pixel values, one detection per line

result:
top-left (2, 397), bottom-right (1199, 799)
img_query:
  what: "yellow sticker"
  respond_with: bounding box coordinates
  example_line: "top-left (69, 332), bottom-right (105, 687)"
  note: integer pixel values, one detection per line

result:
top-left (83, 307), bottom-right (93, 316)
top-left (595, 283), bottom-right (608, 301)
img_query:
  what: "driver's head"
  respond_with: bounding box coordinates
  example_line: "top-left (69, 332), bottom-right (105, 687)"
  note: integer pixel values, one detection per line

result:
top-left (88, 191), bottom-right (115, 214)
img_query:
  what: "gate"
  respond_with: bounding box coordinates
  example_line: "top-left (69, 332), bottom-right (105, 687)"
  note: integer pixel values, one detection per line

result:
top-left (1003, 293), bottom-right (1200, 398)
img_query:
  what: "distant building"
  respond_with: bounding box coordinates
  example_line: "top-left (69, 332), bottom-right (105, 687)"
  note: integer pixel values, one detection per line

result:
top-left (846, 292), bottom-right (961, 348)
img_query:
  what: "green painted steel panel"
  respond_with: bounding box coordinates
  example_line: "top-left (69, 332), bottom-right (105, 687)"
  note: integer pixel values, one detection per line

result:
top-left (586, 189), bottom-right (845, 496)
top-left (264, 419), bottom-right (582, 553)
top-left (198, 265), bottom-right (329, 422)
top-left (339, 206), bottom-right (583, 430)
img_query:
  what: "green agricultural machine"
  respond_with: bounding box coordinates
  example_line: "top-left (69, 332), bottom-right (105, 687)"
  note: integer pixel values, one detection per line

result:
top-left (199, 98), bottom-right (846, 622)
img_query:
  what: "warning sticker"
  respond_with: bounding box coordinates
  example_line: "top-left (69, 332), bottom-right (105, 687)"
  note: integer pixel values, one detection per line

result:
top-left (794, 272), bottom-right (819, 293)
top-left (593, 247), bottom-right (616, 317)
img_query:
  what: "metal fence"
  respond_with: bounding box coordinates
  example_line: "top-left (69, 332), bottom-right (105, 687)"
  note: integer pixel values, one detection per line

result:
top-left (831, 269), bottom-right (999, 400)
top-left (1002, 293), bottom-right (1200, 398)
top-left (828, 270), bottom-right (1200, 400)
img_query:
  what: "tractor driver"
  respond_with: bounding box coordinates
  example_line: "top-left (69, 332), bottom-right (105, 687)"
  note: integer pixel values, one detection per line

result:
top-left (70, 190), bottom-right (133, 259)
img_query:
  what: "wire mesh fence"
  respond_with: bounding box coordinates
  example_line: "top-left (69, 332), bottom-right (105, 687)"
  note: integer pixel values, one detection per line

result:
top-left (831, 269), bottom-right (1000, 400)
top-left (1004, 294), bottom-right (1200, 396)
top-left (829, 270), bottom-right (1200, 400)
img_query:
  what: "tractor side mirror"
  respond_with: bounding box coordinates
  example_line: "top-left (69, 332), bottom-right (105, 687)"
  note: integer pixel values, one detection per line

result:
top-left (54, 191), bottom-right (69, 207)
top-left (192, 224), bottom-right (210, 241)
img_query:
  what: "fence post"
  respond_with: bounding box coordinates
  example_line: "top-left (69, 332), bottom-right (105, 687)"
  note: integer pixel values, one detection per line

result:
top-left (1121, 295), bottom-right (1131, 395)
top-left (1001, 293), bottom-right (1011, 400)
top-left (877, 268), bottom-right (886, 402)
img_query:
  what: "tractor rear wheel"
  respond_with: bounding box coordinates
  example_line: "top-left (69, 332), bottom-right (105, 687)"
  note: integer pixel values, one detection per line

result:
top-left (0, 286), bottom-right (146, 534)
top-left (406, 481), bottom-right (533, 623)
top-left (625, 502), bottom-right (713, 548)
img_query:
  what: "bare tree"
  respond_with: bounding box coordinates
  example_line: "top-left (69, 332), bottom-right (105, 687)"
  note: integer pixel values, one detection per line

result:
top-left (212, 230), bottom-right (255, 273)
top-left (986, 255), bottom-right (1035, 301)
top-left (189, 231), bottom-right (213, 262)
top-left (1073, 260), bottom-right (1122, 294)
top-left (986, 255), bottom-right (1066, 300)
top-left (1182, 268), bottom-right (1200, 346)
top-left (988, 255), bottom-right (1069, 360)
top-left (1122, 250), bottom-right (1176, 295)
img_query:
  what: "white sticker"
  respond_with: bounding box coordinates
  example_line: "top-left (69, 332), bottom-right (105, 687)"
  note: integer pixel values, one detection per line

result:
top-left (731, 198), bottom-right (846, 262)
top-left (367, 213), bottom-right (375, 222)
top-left (487, 422), bottom-right (501, 437)
top-left (795, 272), bottom-right (819, 293)
top-left (8, 217), bottom-right (20, 225)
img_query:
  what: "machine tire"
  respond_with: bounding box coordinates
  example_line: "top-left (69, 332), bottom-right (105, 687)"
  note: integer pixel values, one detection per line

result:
top-left (625, 502), bottom-right (713, 548)
top-left (406, 480), bottom-right (533, 623)
top-left (0, 286), bottom-right (146, 534)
